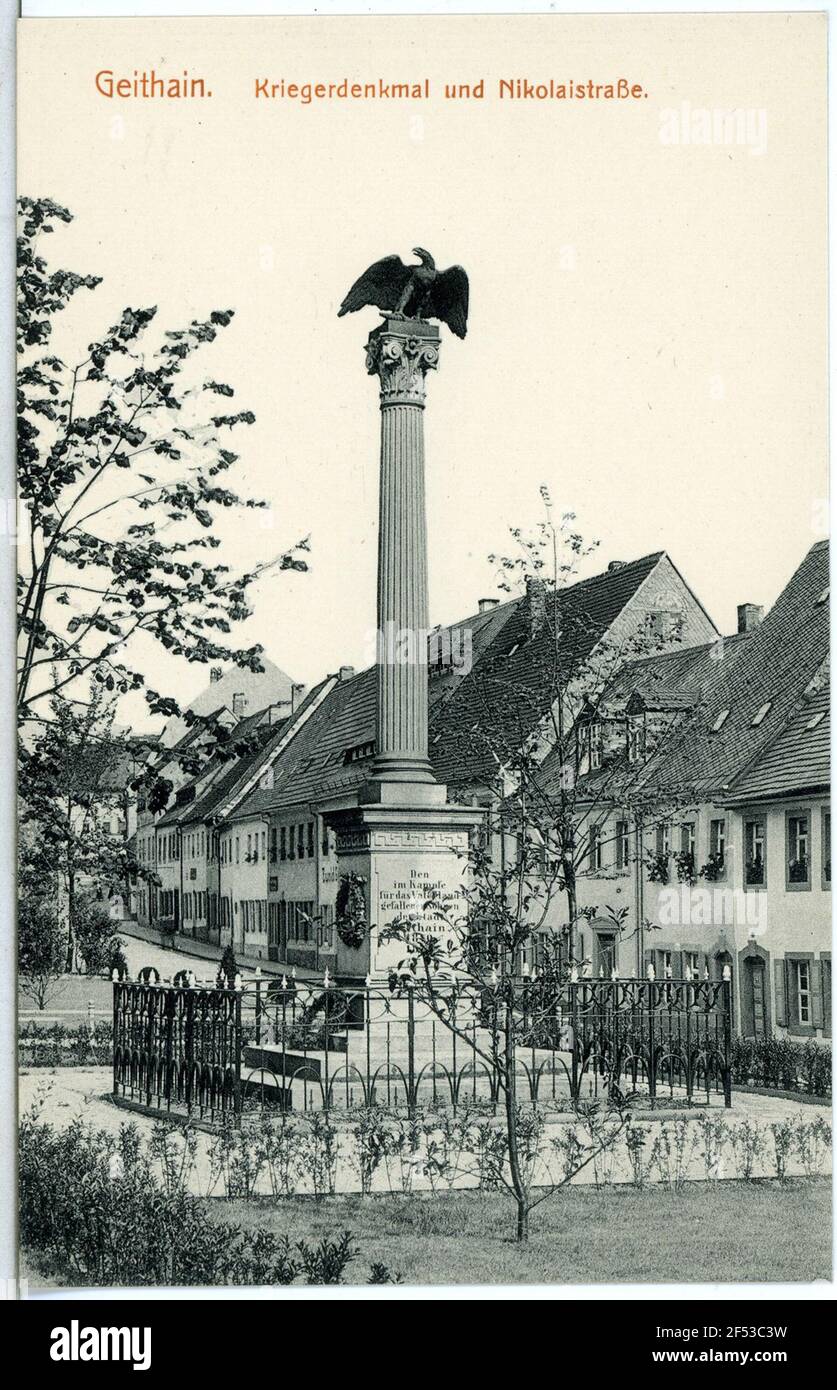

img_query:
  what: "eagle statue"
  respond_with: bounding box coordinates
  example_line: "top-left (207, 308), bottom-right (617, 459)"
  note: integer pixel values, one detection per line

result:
top-left (338, 248), bottom-right (469, 338)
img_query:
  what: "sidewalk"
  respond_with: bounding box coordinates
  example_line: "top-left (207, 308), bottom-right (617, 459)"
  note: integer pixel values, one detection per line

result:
top-left (116, 918), bottom-right (320, 981)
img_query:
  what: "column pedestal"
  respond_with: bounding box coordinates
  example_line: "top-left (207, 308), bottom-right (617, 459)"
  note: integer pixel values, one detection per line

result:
top-left (327, 796), bottom-right (481, 981)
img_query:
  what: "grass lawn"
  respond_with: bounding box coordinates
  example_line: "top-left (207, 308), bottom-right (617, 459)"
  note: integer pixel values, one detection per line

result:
top-left (210, 1179), bottom-right (832, 1285)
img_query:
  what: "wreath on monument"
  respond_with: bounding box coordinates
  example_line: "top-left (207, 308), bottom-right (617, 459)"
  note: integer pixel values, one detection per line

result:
top-left (335, 872), bottom-right (368, 950)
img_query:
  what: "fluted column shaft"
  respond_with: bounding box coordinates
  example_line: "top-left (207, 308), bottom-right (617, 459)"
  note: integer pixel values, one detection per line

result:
top-left (365, 318), bottom-right (440, 783)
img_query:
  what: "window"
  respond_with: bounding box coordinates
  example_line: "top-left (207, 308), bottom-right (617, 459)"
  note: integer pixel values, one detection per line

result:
top-left (709, 817), bottom-right (726, 869)
top-left (656, 823), bottom-right (671, 856)
top-left (786, 812), bottom-right (810, 889)
top-left (796, 960), bottom-right (812, 1025)
top-left (712, 708), bottom-right (730, 733)
top-left (627, 720), bottom-right (645, 763)
top-left (685, 951), bottom-right (701, 979)
top-left (289, 826), bottom-right (296, 860)
top-left (247, 833), bottom-right (252, 862)
top-left (587, 722), bottom-right (602, 770)
top-left (307, 822), bottom-right (315, 857)
top-left (744, 819), bottom-right (766, 887)
top-left (235, 837), bottom-right (240, 864)
top-left (823, 810), bottom-right (831, 889)
top-left (588, 825), bottom-right (603, 872)
top-left (616, 819), bottom-right (630, 870)
top-left (280, 827), bottom-right (287, 861)
top-left (648, 609), bottom-right (679, 642)
top-left (322, 822), bottom-right (330, 857)
top-left (751, 701), bottom-right (772, 727)
top-left (298, 824), bottom-right (305, 859)
top-left (270, 828), bottom-right (277, 863)
top-left (261, 831), bottom-right (266, 860)
top-left (680, 823), bottom-right (696, 856)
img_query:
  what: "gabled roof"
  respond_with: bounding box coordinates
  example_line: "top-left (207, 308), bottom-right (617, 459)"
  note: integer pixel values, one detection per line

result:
top-left (577, 542), bottom-right (829, 801)
top-left (427, 551), bottom-right (672, 785)
top-left (231, 669), bottom-right (376, 820)
top-left (159, 655), bottom-right (299, 748)
top-left (725, 680), bottom-right (830, 804)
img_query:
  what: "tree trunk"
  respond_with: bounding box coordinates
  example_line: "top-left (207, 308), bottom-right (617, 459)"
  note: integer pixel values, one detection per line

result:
top-left (503, 999), bottom-right (530, 1243)
top-left (65, 866), bottom-right (75, 974)
top-left (565, 859), bottom-right (578, 964)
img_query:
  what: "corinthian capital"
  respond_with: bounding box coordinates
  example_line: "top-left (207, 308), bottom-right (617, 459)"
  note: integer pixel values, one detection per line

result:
top-left (365, 317), bottom-right (441, 406)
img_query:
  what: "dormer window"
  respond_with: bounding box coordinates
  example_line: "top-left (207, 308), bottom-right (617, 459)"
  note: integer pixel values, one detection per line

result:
top-left (712, 709), bottom-right (730, 733)
top-left (587, 721), bottom-right (603, 770)
top-left (807, 711), bottom-right (825, 730)
top-left (627, 719), bottom-right (645, 763)
top-left (751, 702), bottom-right (772, 727)
top-left (816, 587), bottom-right (829, 606)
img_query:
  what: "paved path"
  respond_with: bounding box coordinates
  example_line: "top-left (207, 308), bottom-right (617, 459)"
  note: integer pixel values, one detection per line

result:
top-left (18, 1067), bottom-right (831, 1198)
top-left (19, 929), bottom-right (318, 1021)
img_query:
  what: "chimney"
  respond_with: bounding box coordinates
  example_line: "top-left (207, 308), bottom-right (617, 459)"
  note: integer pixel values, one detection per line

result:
top-left (291, 681), bottom-right (306, 710)
top-left (232, 692), bottom-right (247, 717)
top-left (338, 666), bottom-right (355, 682)
top-left (478, 597), bottom-right (500, 613)
top-left (607, 561), bottom-right (626, 572)
top-left (524, 575), bottom-right (547, 638)
top-left (737, 603), bottom-right (763, 634)
top-left (210, 666), bottom-right (223, 683)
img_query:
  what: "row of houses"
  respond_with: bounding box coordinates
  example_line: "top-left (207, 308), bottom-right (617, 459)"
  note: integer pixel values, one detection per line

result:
top-left (126, 541), bottom-right (830, 1041)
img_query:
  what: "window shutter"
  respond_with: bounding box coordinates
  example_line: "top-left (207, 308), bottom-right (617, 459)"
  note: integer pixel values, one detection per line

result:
top-left (811, 961), bottom-right (824, 1029)
top-left (774, 957), bottom-right (787, 1027)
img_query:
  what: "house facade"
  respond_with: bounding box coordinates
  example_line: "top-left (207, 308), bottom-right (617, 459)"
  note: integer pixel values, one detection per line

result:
top-left (560, 542), bottom-right (830, 1039)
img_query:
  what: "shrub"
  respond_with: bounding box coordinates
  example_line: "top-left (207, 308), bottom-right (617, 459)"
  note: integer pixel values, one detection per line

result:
top-left (18, 1019), bottom-right (113, 1067)
top-left (730, 1034), bottom-right (831, 1098)
top-left (19, 1109), bottom-right (398, 1286)
top-left (19, 895), bottom-right (66, 1010)
top-left (72, 896), bottom-right (117, 976)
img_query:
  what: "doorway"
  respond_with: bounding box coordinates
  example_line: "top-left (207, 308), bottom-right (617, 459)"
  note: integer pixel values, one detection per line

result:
top-left (741, 953), bottom-right (769, 1038)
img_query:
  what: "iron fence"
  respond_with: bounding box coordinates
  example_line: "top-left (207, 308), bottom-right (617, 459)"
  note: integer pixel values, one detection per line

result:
top-left (112, 981), bottom-right (241, 1123)
top-left (112, 975), bottom-right (732, 1124)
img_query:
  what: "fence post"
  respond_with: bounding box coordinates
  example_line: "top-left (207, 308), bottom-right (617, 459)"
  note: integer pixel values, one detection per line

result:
top-left (143, 989), bottom-right (155, 1106)
top-left (164, 989), bottom-right (175, 1114)
top-left (647, 980), bottom-right (657, 1104)
top-left (184, 991), bottom-right (195, 1115)
top-left (570, 982), bottom-right (579, 1103)
top-left (255, 977), bottom-right (262, 1046)
top-left (233, 990), bottom-right (242, 1127)
top-left (722, 975), bottom-right (733, 1108)
top-left (112, 981), bottom-right (120, 1100)
top-left (407, 983), bottom-right (416, 1118)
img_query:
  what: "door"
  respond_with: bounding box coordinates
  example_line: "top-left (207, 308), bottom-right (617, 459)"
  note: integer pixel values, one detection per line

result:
top-left (742, 957), bottom-right (768, 1038)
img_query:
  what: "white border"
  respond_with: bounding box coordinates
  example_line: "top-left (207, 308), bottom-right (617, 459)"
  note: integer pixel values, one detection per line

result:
top-left (6, 0), bottom-right (835, 1306)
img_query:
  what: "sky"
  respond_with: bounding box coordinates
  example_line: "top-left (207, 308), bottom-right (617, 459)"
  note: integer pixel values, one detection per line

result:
top-left (17, 12), bottom-right (828, 729)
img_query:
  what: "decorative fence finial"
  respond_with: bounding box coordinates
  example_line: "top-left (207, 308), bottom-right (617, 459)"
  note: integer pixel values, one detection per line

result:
top-left (722, 963), bottom-right (732, 982)
top-left (647, 963), bottom-right (655, 981)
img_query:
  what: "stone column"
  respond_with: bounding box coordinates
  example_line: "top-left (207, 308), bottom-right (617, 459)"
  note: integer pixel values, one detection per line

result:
top-left (365, 317), bottom-right (440, 784)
